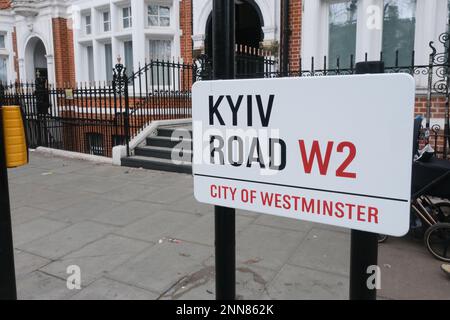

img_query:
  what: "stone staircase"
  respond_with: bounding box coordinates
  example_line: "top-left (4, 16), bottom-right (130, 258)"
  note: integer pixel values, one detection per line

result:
top-left (121, 125), bottom-right (193, 174)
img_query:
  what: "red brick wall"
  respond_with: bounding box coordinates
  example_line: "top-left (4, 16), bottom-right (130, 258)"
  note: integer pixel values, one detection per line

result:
top-left (0, 0), bottom-right (10, 9)
top-left (288, 0), bottom-right (302, 71)
top-left (180, 0), bottom-right (193, 63)
top-left (52, 18), bottom-right (76, 87)
top-left (415, 96), bottom-right (447, 119)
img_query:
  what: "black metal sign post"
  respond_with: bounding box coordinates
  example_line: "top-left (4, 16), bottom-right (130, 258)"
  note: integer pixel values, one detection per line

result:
top-left (349, 61), bottom-right (384, 300)
top-left (0, 106), bottom-right (17, 300)
top-left (212, 0), bottom-right (236, 300)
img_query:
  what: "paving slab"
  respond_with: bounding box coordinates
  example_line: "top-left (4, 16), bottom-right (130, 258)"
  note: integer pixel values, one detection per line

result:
top-left (14, 250), bottom-right (51, 279)
top-left (263, 264), bottom-right (348, 300)
top-left (11, 206), bottom-right (51, 225)
top-left (107, 241), bottom-right (213, 294)
top-left (160, 263), bottom-right (277, 300)
top-left (92, 201), bottom-right (165, 227)
top-left (175, 214), bottom-right (256, 246)
top-left (12, 217), bottom-right (70, 246)
top-left (378, 241), bottom-right (450, 300)
top-left (41, 234), bottom-right (152, 285)
top-left (116, 210), bottom-right (201, 243)
top-left (289, 228), bottom-right (350, 277)
top-left (17, 221), bottom-right (117, 260)
top-left (236, 224), bottom-right (307, 271)
top-left (98, 183), bottom-right (160, 203)
top-left (44, 197), bottom-right (122, 224)
top-left (71, 278), bottom-right (159, 300)
top-left (17, 271), bottom-right (78, 300)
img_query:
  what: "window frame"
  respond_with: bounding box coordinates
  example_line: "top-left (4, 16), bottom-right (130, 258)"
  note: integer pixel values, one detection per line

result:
top-left (326, 0), bottom-right (358, 69)
top-left (0, 33), bottom-right (5, 49)
top-left (148, 38), bottom-right (173, 88)
top-left (122, 6), bottom-right (132, 29)
top-left (0, 56), bottom-right (8, 84)
top-left (103, 11), bottom-right (111, 32)
top-left (147, 4), bottom-right (171, 27)
top-left (85, 14), bottom-right (92, 35)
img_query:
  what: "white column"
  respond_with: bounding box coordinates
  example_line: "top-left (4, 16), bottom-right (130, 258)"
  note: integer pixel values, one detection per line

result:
top-left (173, 0), bottom-right (181, 60)
top-left (301, 0), bottom-right (325, 70)
top-left (132, 0), bottom-right (146, 71)
top-left (356, 0), bottom-right (383, 62)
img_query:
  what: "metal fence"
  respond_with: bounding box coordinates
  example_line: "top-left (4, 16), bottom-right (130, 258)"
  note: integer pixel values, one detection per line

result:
top-left (0, 59), bottom-right (196, 157)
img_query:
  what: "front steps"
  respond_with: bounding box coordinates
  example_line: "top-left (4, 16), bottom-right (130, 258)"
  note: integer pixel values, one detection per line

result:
top-left (121, 125), bottom-right (193, 174)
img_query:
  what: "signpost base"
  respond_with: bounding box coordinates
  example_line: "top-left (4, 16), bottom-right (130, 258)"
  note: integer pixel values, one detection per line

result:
top-left (0, 106), bottom-right (17, 300)
top-left (215, 206), bottom-right (236, 300)
top-left (349, 230), bottom-right (378, 300)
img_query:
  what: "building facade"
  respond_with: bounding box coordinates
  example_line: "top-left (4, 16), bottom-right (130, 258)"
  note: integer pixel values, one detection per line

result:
top-left (0, 0), bottom-right (449, 87)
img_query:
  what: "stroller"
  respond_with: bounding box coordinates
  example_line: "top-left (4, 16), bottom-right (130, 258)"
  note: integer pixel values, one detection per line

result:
top-left (381, 117), bottom-right (450, 262)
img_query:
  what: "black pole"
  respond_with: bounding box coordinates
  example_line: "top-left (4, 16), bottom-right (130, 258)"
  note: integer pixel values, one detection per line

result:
top-left (349, 61), bottom-right (384, 300)
top-left (212, 0), bottom-right (236, 301)
top-left (0, 106), bottom-right (17, 300)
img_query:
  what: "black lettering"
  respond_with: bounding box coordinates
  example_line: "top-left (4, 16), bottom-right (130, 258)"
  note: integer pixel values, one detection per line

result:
top-left (226, 95), bottom-right (244, 126)
top-left (210, 135), bottom-right (225, 165)
top-left (209, 95), bottom-right (225, 125)
top-left (256, 94), bottom-right (275, 127)
top-left (269, 138), bottom-right (287, 171)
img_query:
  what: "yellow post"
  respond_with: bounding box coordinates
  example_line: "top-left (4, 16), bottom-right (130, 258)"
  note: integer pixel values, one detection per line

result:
top-left (1, 106), bottom-right (28, 168)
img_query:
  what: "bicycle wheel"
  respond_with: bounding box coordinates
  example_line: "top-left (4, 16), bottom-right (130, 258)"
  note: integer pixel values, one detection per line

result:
top-left (424, 223), bottom-right (450, 262)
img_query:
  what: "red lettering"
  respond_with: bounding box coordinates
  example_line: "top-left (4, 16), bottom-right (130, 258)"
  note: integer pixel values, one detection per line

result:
top-left (336, 142), bottom-right (357, 179)
top-left (298, 140), bottom-right (334, 175)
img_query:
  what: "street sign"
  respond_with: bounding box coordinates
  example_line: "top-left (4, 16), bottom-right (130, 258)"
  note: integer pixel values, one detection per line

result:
top-left (192, 74), bottom-right (415, 237)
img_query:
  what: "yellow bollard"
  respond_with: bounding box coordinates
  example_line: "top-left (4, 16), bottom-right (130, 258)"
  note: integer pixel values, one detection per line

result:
top-left (1, 106), bottom-right (28, 168)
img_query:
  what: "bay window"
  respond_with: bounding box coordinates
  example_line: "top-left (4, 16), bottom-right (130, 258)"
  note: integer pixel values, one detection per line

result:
top-left (103, 11), bottom-right (111, 32)
top-left (105, 43), bottom-right (113, 82)
top-left (85, 15), bottom-right (92, 35)
top-left (0, 56), bottom-right (7, 84)
top-left (148, 5), bottom-right (171, 27)
top-left (382, 0), bottom-right (416, 66)
top-left (123, 7), bottom-right (132, 29)
top-left (124, 41), bottom-right (134, 79)
top-left (328, 0), bottom-right (357, 69)
top-left (149, 39), bottom-right (172, 86)
top-left (0, 34), bottom-right (5, 49)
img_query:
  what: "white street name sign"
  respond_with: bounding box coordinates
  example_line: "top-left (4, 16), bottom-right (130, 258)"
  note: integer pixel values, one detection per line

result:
top-left (192, 74), bottom-right (415, 236)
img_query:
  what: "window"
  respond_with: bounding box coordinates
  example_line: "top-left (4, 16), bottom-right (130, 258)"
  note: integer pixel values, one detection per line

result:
top-left (85, 133), bottom-right (104, 156)
top-left (148, 5), bottom-right (170, 27)
top-left (103, 11), bottom-right (111, 32)
top-left (87, 45), bottom-right (94, 82)
top-left (123, 7), bottom-right (132, 29)
top-left (105, 43), bottom-right (113, 82)
top-left (149, 39), bottom-right (172, 85)
top-left (382, 0), bottom-right (416, 67)
top-left (149, 39), bottom-right (171, 60)
top-left (0, 34), bottom-right (5, 49)
top-left (0, 57), bottom-right (7, 83)
top-left (328, 0), bottom-right (357, 69)
top-left (124, 41), bottom-right (134, 79)
top-left (85, 15), bottom-right (92, 35)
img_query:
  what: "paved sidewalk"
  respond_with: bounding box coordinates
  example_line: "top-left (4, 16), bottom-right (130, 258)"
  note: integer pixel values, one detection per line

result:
top-left (7, 152), bottom-right (450, 300)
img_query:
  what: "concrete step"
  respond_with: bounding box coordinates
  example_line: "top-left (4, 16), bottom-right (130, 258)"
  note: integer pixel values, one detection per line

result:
top-left (121, 156), bottom-right (192, 174)
top-left (146, 136), bottom-right (193, 149)
top-left (135, 145), bottom-right (193, 161)
top-left (158, 127), bottom-right (193, 138)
